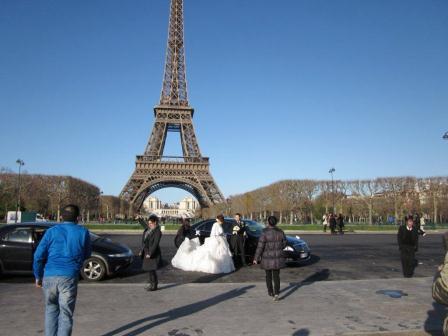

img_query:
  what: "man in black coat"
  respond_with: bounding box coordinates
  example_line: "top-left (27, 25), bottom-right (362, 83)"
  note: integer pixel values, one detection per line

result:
top-left (139, 214), bottom-right (162, 291)
top-left (329, 213), bottom-right (337, 235)
top-left (397, 217), bottom-right (419, 278)
top-left (230, 213), bottom-right (247, 267)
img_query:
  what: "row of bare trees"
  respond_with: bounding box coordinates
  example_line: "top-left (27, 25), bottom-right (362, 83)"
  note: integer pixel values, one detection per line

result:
top-left (0, 170), bottom-right (128, 222)
top-left (202, 176), bottom-right (448, 225)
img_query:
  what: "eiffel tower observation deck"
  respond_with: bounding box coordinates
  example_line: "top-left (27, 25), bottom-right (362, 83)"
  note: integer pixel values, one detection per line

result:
top-left (120, 0), bottom-right (224, 212)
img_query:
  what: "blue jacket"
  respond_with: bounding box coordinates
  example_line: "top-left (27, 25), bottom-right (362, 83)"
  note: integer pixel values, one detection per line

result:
top-left (33, 222), bottom-right (91, 279)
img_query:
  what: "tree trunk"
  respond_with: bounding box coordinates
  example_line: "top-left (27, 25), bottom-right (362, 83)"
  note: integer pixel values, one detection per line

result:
top-left (394, 198), bottom-right (399, 224)
top-left (434, 193), bottom-right (438, 224)
top-left (279, 211), bottom-right (283, 224)
top-left (368, 202), bottom-right (373, 225)
top-left (290, 211), bottom-right (293, 225)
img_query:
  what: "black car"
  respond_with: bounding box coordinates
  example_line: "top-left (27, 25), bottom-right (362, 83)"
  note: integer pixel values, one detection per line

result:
top-left (192, 218), bottom-right (311, 263)
top-left (0, 222), bottom-right (133, 281)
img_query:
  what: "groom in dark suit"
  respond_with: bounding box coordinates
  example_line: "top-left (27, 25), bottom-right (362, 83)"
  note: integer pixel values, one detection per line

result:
top-left (231, 213), bottom-right (247, 267)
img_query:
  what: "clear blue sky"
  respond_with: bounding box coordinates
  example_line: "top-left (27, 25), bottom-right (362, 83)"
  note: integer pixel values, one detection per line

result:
top-left (1, 0), bottom-right (447, 203)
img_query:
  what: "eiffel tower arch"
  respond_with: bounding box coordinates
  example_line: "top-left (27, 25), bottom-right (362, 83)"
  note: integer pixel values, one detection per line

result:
top-left (120, 0), bottom-right (224, 213)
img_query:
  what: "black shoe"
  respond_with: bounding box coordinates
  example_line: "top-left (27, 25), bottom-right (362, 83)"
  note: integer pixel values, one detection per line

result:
top-left (149, 284), bottom-right (158, 291)
top-left (268, 292), bottom-right (274, 297)
top-left (144, 283), bottom-right (153, 291)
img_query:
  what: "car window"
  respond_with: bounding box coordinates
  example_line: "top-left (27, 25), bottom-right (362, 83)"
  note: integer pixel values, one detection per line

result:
top-left (2, 227), bottom-right (32, 243)
top-left (33, 228), bottom-right (48, 244)
top-left (223, 220), bottom-right (235, 234)
top-left (201, 220), bottom-right (214, 232)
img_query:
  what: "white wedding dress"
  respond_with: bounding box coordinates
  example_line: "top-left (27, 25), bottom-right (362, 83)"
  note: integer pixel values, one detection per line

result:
top-left (171, 222), bottom-right (235, 274)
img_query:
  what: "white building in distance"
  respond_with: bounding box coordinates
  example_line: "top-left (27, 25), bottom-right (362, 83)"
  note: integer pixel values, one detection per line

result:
top-left (143, 196), bottom-right (199, 218)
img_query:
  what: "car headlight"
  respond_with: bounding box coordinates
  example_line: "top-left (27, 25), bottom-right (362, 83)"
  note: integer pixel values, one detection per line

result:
top-left (108, 250), bottom-right (133, 258)
top-left (283, 246), bottom-right (294, 252)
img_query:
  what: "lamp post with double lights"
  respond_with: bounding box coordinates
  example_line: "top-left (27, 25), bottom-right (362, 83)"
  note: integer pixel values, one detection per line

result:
top-left (15, 159), bottom-right (25, 223)
top-left (328, 167), bottom-right (336, 213)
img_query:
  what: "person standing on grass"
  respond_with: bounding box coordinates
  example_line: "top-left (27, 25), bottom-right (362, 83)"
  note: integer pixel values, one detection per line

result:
top-left (33, 204), bottom-right (91, 336)
top-left (253, 215), bottom-right (287, 302)
top-left (337, 213), bottom-right (345, 234)
top-left (322, 213), bottom-right (329, 232)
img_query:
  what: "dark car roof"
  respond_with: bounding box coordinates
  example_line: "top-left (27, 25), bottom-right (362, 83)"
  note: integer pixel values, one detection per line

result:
top-left (191, 218), bottom-right (307, 244)
top-left (0, 222), bottom-right (128, 253)
top-left (0, 222), bottom-right (54, 231)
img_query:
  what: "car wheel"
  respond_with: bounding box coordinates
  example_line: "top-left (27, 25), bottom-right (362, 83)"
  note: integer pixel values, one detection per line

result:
top-left (81, 257), bottom-right (106, 281)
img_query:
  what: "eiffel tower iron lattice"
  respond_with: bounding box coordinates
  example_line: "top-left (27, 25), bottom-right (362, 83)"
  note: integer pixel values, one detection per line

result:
top-left (120, 0), bottom-right (225, 212)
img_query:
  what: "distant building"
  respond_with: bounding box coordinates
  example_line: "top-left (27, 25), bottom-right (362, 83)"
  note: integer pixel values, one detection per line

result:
top-left (143, 196), bottom-right (199, 218)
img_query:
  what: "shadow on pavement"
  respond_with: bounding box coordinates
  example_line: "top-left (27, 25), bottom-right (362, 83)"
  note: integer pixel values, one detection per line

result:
top-left (424, 301), bottom-right (447, 336)
top-left (286, 254), bottom-right (320, 268)
top-left (292, 329), bottom-right (310, 336)
top-left (192, 271), bottom-right (232, 283)
top-left (100, 285), bottom-right (255, 336)
top-left (281, 269), bottom-right (330, 300)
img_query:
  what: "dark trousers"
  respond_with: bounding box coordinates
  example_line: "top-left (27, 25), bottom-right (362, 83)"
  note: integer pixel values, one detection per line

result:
top-left (400, 246), bottom-right (416, 278)
top-left (231, 235), bottom-right (246, 266)
top-left (265, 269), bottom-right (280, 295)
top-left (148, 270), bottom-right (158, 287)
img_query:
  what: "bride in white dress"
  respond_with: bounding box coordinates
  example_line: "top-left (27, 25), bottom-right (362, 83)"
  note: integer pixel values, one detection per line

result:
top-left (171, 215), bottom-right (235, 274)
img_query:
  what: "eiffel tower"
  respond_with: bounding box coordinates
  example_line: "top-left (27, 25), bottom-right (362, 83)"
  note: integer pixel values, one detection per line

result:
top-left (120, 0), bottom-right (224, 212)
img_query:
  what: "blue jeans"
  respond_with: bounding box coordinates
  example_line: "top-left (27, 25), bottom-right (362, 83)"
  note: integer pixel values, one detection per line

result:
top-left (43, 276), bottom-right (78, 336)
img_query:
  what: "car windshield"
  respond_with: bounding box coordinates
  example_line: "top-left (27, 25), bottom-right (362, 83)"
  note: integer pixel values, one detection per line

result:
top-left (244, 220), bottom-right (265, 235)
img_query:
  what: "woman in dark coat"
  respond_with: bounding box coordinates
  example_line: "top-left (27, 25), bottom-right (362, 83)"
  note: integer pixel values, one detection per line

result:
top-left (253, 216), bottom-right (287, 301)
top-left (140, 214), bottom-right (162, 291)
top-left (174, 218), bottom-right (194, 248)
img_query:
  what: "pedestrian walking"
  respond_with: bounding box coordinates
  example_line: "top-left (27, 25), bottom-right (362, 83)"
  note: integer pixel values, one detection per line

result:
top-left (329, 213), bottom-right (337, 234)
top-left (337, 213), bottom-right (344, 234)
top-left (322, 213), bottom-right (328, 232)
top-left (33, 204), bottom-right (91, 336)
top-left (140, 214), bottom-right (162, 291)
top-left (230, 213), bottom-right (247, 267)
top-left (253, 216), bottom-right (287, 302)
top-left (420, 215), bottom-right (427, 236)
top-left (397, 217), bottom-right (419, 278)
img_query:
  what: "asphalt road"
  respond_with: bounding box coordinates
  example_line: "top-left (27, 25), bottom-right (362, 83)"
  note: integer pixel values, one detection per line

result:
top-left (1, 233), bottom-right (445, 285)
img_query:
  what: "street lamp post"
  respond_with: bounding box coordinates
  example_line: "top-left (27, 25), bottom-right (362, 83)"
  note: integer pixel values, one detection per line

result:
top-left (328, 167), bottom-right (336, 213)
top-left (15, 159), bottom-right (25, 223)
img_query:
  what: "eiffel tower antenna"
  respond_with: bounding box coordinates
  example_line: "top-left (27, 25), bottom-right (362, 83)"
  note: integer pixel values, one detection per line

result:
top-left (121, 0), bottom-right (224, 213)
top-left (160, 0), bottom-right (189, 107)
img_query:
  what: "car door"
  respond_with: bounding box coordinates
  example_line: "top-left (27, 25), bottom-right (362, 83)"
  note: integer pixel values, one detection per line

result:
top-left (195, 220), bottom-right (214, 244)
top-left (0, 227), bottom-right (33, 272)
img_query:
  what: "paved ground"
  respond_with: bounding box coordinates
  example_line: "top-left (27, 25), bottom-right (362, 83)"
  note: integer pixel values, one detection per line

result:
top-left (1, 233), bottom-right (444, 284)
top-left (1, 233), bottom-right (446, 335)
top-left (0, 277), bottom-right (446, 336)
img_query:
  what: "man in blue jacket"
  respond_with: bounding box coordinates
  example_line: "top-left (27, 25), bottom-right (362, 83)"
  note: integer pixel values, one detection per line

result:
top-left (33, 204), bottom-right (91, 336)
